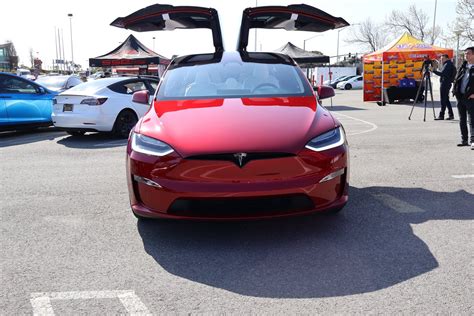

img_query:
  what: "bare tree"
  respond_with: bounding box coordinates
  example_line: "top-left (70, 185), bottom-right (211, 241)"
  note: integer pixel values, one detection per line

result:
top-left (385, 5), bottom-right (440, 44)
top-left (452, 0), bottom-right (474, 42)
top-left (345, 19), bottom-right (386, 52)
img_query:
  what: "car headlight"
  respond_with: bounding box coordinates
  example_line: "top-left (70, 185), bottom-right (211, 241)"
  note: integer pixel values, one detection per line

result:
top-left (131, 132), bottom-right (174, 156)
top-left (305, 126), bottom-right (345, 152)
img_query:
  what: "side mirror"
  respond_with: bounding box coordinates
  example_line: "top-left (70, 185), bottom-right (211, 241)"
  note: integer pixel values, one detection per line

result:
top-left (316, 85), bottom-right (335, 100)
top-left (132, 90), bottom-right (150, 105)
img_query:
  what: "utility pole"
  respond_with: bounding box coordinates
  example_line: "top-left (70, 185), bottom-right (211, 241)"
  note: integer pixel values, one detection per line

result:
top-left (68, 14), bottom-right (74, 73)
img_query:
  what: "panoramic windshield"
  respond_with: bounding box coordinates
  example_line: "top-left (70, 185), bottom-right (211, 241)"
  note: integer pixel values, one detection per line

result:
top-left (157, 61), bottom-right (312, 100)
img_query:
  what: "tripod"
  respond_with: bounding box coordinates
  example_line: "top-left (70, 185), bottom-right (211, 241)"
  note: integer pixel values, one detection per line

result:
top-left (408, 69), bottom-right (436, 121)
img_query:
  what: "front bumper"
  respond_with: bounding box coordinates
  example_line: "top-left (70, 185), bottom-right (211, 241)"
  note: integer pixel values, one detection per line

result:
top-left (126, 146), bottom-right (349, 220)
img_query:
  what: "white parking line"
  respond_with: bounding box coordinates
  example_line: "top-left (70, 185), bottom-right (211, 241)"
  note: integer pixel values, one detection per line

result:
top-left (331, 112), bottom-right (378, 136)
top-left (30, 290), bottom-right (151, 315)
top-left (372, 193), bottom-right (426, 213)
top-left (451, 174), bottom-right (474, 179)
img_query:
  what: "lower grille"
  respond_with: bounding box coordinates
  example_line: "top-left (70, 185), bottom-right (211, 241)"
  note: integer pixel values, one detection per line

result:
top-left (168, 194), bottom-right (314, 218)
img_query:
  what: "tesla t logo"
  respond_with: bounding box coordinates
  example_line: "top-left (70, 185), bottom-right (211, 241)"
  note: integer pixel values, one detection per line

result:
top-left (233, 153), bottom-right (247, 167)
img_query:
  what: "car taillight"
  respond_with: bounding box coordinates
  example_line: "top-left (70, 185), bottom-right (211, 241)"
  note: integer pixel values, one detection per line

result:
top-left (80, 98), bottom-right (108, 105)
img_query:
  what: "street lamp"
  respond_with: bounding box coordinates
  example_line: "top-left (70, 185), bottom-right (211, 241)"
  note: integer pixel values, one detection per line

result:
top-left (153, 37), bottom-right (156, 51)
top-left (303, 34), bottom-right (323, 51)
top-left (68, 13), bottom-right (74, 73)
top-left (336, 23), bottom-right (360, 63)
top-left (454, 30), bottom-right (462, 69)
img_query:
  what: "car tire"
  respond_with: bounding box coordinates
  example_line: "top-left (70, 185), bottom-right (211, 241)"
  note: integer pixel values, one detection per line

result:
top-left (67, 131), bottom-right (85, 137)
top-left (345, 83), bottom-right (352, 90)
top-left (112, 110), bottom-right (138, 139)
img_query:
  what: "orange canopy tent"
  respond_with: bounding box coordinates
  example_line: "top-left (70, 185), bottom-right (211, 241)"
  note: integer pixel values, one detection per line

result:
top-left (363, 33), bottom-right (453, 102)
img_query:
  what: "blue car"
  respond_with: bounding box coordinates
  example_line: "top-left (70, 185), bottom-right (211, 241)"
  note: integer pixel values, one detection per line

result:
top-left (0, 72), bottom-right (57, 131)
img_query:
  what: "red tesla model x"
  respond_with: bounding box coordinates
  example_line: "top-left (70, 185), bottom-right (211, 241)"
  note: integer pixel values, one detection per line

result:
top-left (115, 4), bottom-right (350, 220)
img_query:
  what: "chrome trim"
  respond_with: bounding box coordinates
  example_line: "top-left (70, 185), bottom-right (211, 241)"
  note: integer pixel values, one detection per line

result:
top-left (319, 168), bottom-right (345, 183)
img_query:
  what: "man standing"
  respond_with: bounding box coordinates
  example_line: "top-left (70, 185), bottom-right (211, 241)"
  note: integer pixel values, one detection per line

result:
top-left (433, 54), bottom-right (455, 120)
top-left (453, 47), bottom-right (474, 149)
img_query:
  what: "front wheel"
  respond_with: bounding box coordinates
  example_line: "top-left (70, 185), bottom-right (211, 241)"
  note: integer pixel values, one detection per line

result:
top-left (345, 83), bottom-right (352, 90)
top-left (113, 110), bottom-right (138, 138)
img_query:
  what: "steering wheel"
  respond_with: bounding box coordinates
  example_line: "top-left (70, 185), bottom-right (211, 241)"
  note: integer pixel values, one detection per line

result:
top-left (252, 83), bottom-right (279, 93)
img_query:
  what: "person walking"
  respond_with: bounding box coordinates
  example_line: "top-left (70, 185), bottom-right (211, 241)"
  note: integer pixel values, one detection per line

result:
top-left (452, 47), bottom-right (474, 149)
top-left (433, 54), bottom-right (455, 120)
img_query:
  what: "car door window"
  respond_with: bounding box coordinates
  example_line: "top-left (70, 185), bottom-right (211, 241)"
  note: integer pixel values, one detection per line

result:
top-left (1, 76), bottom-right (38, 94)
top-left (123, 81), bottom-right (147, 94)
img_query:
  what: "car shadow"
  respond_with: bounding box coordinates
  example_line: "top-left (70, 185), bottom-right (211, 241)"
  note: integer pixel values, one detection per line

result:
top-left (325, 105), bottom-right (366, 111)
top-left (0, 127), bottom-right (66, 148)
top-left (136, 186), bottom-right (473, 298)
top-left (56, 133), bottom-right (128, 149)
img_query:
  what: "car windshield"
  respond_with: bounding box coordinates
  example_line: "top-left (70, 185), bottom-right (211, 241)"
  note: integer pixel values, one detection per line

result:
top-left (35, 76), bottom-right (67, 90)
top-left (157, 61), bottom-right (312, 100)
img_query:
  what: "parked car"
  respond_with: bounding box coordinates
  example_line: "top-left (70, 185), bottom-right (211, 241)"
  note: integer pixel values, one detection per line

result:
top-left (16, 69), bottom-right (36, 81)
top-left (117, 3), bottom-right (350, 220)
top-left (0, 72), bottom-right (57, 131)
top-left (52, 76), bottom-right (159, 137)
top-left (337, 75), bottom-right (363, 90)
top-left (35, 75), bottom-right (83, 93)
top-left (324, 75), bottom-right (356, 88)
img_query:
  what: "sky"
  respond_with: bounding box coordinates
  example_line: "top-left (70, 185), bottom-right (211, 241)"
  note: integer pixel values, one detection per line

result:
top-left (0, 0), bottom-right (459, 70)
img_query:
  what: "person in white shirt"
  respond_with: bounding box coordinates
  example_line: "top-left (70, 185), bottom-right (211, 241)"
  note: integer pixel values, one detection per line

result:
top-left (452, 47), bottom-right (474, 149)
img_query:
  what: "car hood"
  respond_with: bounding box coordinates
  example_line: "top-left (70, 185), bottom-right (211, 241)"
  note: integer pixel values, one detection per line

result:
top-left (138, 96), bottom-right (337, 157)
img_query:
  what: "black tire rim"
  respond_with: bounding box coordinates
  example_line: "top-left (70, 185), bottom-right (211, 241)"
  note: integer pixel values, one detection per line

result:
top-left (117, 112), bottom-right (137, 136)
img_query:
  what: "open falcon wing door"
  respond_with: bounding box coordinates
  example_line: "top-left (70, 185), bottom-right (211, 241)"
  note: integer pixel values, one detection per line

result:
top-left (111, 4), bottom-right (223, 52)
top-left (238, 4), bottom-right (349, 51)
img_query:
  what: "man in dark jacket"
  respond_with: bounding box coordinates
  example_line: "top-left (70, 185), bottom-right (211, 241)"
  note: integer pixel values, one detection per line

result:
top-left (433, 54), bottom-right (455, 120)
top-left (452, 47), bottom-right (474, 149)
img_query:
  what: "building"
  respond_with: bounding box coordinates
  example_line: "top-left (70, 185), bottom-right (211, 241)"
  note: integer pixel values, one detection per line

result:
top-left (0, 42), bottom-right (19, 72)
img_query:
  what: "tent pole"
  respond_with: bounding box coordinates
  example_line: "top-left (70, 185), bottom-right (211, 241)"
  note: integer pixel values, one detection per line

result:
top-left (381, 59), bottom-right (384, 102)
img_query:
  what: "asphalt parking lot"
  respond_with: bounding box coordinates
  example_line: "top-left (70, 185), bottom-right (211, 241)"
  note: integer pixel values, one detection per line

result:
top-left (1, 90), bottom-right (473, 314)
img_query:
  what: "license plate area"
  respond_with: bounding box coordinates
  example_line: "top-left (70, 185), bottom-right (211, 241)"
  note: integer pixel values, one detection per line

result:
top-left (63, 104), bottom-right (73, 112)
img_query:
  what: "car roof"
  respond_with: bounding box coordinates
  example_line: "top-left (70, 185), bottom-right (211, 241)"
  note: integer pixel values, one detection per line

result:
top-left (168, 51), bottom-right (297, 70)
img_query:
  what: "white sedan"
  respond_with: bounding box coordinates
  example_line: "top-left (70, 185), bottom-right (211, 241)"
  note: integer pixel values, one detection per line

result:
top-left (52, 77), bottom-right (158, 137)
top-left (336, 75), bottom-right (363, 90)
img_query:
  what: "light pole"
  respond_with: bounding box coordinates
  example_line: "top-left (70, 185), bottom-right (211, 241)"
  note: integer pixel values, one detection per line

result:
top-left (454, 30), bottom-right (462, 69)
top-left (254, 0), bottom-right (258, 51)
top-left (152, 37), bottom-right (156, 51)
top-left (68, 13), bottom-right (74, 73)
top-left (336, 23), bottom-right (360, 63)
top-left (303, 34), bottom-right (322, 51)
top-left (432, 0), bottom-right (438, 44)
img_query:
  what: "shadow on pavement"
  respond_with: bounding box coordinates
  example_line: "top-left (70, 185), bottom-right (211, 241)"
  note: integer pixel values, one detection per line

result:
top-left (326, 105), bottom-right (366, 111)
top-left (137, 186), bottom-right (473, 298)
top-left (56, 133), bottom-right (127, 149)
top-left (0, 127), bottom-right (66, 148)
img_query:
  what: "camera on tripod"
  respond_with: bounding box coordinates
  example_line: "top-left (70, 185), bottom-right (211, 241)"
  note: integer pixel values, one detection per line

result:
top-left (421, 57), bottom-right (434, 73)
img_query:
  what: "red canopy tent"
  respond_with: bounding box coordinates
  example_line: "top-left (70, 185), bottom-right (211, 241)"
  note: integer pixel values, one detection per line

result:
top-left (363, 33), bottom-right (453, 102)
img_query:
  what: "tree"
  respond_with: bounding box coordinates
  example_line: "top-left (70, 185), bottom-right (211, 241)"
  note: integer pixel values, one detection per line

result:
top-left (345, 19), bottom-right (386, 52)
top-left (452, 0), bottom-right (474, 42)
top-left (385, 5), bottom-right (440, 44)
